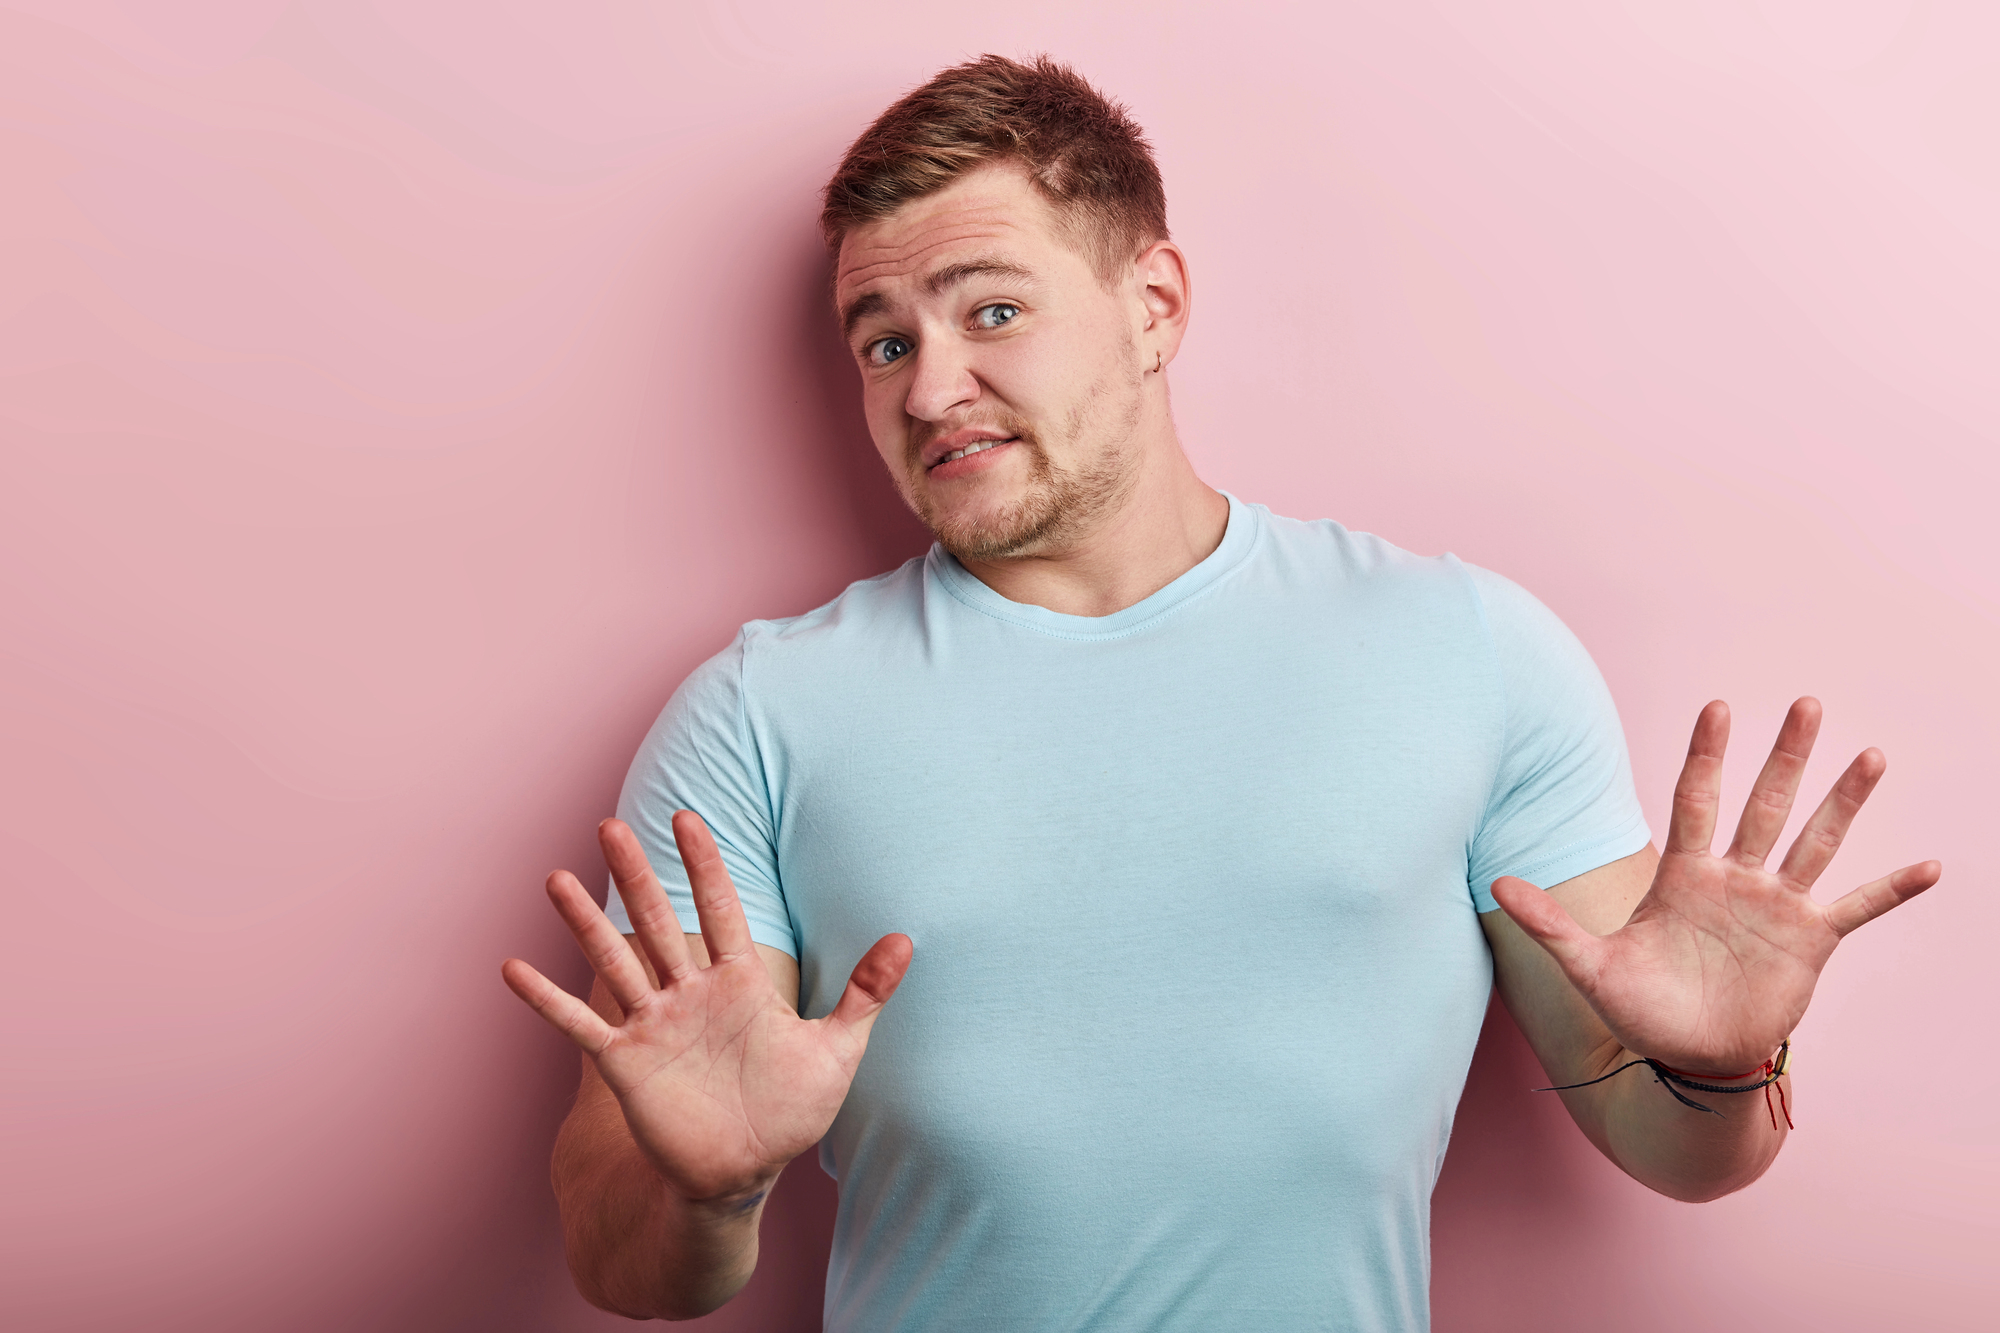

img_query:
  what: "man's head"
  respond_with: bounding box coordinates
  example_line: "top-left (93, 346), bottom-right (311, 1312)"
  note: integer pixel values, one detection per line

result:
top-left (824, 56), bottom-right (1189, 562)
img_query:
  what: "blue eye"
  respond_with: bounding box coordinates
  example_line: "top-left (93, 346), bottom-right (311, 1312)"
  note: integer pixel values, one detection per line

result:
top-left (975, 303), bottom-right (1020, 329)
top-left (868, 336), bottom-right (912, 367)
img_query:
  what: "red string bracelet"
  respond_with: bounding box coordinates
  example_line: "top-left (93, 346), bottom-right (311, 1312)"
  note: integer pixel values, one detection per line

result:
top-left (1537, 1039), bottom-right (1793, 1129)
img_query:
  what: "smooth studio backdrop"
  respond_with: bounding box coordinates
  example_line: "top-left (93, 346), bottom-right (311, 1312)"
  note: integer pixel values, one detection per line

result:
top-left (3, 2), bottom-right (1995, 1329)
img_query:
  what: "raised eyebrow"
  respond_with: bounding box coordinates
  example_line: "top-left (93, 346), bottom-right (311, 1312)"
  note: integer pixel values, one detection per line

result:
top-left (840, 260), bottom-right (1036, 341)
top-left (924, 259), bottom-right (1037, 297)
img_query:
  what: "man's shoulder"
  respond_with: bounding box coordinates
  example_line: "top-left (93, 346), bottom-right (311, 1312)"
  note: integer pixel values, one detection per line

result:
top-left (659, 554), bottom-right (930, 725)
top-left (733, 552), bottom-right (933, 665)
top-left (1251, 507), bottom-right (1603, 700)
top-left (1249, 501), bottom-right (1481, 605)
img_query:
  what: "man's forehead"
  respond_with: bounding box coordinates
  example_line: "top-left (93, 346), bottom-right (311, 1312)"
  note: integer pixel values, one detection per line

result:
top-left (836, 211), bottom-right (1024, 294)
top-left (834, 166), bottom-right (1055, 302)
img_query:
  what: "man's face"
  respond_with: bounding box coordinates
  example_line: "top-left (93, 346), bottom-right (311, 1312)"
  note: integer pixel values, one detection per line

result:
top-left (835, 162), bottom-right (1150, 561)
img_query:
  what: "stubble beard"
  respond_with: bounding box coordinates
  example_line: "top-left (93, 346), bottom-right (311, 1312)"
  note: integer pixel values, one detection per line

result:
top-left (903, 376), bottom-right (1145, 564)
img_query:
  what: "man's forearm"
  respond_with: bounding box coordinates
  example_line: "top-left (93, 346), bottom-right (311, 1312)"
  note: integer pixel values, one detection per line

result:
top-left (551, 1092), bottom-right (772, 1319)
top-left (1485, 850), bottom-right (1792, 1203)
top-left (1559, 1039), bottom-right (1789, 1202)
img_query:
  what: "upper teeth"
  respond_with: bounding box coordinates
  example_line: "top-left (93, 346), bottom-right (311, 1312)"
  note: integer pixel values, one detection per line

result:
top-left (940, 440), bottom-right (1005, 465)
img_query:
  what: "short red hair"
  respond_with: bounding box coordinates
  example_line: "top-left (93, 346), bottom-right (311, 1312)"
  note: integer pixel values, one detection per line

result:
top-left (820, 55), bottom-right (1170, 280)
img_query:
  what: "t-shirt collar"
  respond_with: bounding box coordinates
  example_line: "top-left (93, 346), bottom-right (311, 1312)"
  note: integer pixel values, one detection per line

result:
top-left (926, 491), bottom-right (1262, 640)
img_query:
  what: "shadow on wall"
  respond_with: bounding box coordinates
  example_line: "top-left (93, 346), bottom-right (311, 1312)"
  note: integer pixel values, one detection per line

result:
top-left (778, 227), bottom-right (937, 581)
top-left (378, 233), bottom-right (921, 1333)
top-left (1430, 998), bottom-right (1643, 1333)
top-left (654, 236), bottom-right (914, 1333)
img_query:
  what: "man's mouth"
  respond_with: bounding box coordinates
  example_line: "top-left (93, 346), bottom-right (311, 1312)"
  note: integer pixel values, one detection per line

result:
top-left (928, 437), bottom-right (1018, 470)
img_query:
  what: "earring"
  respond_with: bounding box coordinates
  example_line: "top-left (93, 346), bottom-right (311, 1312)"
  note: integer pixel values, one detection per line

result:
top-left (1153, 351), bottom-right (1163, 374)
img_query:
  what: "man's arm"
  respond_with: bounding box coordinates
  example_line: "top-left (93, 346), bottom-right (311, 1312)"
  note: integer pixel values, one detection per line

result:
top-left (552, 934), bottom-right (800, 1318)
top-left (1483, 847), bottom-right (1786, 1201)
top-left (503, 814), bottom-right (910, 1320)
top-left (1483, 698), bottom-right (1937, 1203)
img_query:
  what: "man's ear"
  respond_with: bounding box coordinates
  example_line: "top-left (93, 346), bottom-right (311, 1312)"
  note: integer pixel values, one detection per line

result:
top-left (1135, 240), bottom-right (1190, 370)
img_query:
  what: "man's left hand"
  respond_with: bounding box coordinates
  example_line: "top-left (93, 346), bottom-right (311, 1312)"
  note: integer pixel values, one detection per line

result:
top-left (1493, 697), bottom-right (1940, 1075)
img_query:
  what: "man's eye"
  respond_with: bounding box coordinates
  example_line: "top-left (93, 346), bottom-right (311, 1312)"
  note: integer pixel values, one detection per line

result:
top-left (868, 336), bottom-right (912, 367)
top-left (974, 303), bottom-right (1020, 329)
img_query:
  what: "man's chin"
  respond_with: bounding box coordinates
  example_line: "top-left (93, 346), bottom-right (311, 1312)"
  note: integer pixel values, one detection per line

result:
top-left (919, 492), bottom-right (1064, 563)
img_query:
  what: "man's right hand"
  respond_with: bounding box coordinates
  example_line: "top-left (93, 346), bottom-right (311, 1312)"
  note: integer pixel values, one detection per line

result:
top-left (502, 813), bottom-right (913, 1209)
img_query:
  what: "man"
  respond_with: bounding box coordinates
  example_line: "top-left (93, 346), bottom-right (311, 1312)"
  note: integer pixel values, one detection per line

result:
top-left (501, 56), bottom-right (1938, 1330)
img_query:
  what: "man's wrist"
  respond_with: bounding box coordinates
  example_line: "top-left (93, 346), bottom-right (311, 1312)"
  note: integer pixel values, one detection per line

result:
top-left (654, 1163), bottom-right (786, 1227)
top-left (1648, 1040), bottom-right (1791, 1083)
top-left (1656, 1060), bottom-right (1774, 1082)
top-left (679, 1178), bottom-right (779, 1222)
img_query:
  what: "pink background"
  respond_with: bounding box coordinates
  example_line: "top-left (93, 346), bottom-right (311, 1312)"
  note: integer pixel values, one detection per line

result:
top-left (3, 2), bottom-right (1994, 1328)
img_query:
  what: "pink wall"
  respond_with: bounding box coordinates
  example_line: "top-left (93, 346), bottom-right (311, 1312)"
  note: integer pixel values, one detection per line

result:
top-left (3, 3), bottom-right (1993, 1328)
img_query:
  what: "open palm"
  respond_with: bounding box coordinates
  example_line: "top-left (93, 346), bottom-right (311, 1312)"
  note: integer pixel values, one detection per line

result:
top-left (502, 813), bottom-right (912, 1203)
top-left (1495, 699), bottom-right (1939, 1074)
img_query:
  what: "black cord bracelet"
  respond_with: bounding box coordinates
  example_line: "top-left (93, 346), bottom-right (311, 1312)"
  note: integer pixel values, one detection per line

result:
top-left (1536, 1039), bottom-right (1793, 1127)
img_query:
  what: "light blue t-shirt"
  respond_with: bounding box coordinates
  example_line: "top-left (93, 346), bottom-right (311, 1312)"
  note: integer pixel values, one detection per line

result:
top-left (608, 495), bottom-right (1648, 1332)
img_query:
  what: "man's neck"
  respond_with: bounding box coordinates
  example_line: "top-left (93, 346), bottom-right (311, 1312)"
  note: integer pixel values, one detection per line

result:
top-left (956, 447), bottom-right (1229, 618)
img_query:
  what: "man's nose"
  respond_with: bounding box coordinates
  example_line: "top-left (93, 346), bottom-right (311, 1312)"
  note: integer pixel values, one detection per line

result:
top-left (903, 341), bottom-right (979, 422)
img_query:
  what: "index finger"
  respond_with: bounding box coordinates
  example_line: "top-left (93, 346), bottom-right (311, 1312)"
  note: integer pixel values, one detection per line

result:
top-left (1666, 701), bottom-right (1730, 857)
top-left (672, 810), bottom-right (756, 962)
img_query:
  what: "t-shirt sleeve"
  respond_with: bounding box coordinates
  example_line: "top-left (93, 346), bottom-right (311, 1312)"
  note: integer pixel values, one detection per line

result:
top-left (606, 630), bottom-right (797, 957)
top-left (1463, 563), bottom-right (1652, 912)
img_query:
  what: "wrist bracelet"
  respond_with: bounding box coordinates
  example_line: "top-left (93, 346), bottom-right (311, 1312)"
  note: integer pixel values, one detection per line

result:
top-left (1537, 1039), bottom-right (1793, 1129)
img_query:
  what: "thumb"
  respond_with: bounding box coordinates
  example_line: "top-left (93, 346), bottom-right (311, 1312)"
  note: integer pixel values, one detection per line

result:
top-left (1490, 876), bottom-right (1607, 991)
top-left (825, 933), bottom-right (914, 1044)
